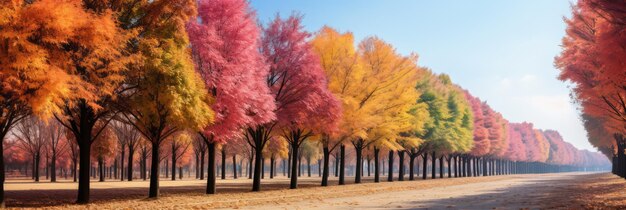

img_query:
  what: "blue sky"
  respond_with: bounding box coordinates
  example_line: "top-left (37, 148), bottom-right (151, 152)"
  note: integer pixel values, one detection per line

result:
top-left (250, 0), bottom-right (594, 151)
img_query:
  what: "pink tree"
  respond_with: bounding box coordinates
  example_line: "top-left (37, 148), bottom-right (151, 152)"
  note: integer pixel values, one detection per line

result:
top-left (506, 124), bottom-right (527, 162)
top-left (464, 91), bottom-right (490, 157)
top-left (510, 122), bottom-right (547, 163)
top-left (493, 113), bottom-right (510, 159)
top-left (482, 103), bottom-right (506, 157)
top-left (187, 0), bottom-right (276, 194)
top-left (260, 14), bottom-right (341, 189)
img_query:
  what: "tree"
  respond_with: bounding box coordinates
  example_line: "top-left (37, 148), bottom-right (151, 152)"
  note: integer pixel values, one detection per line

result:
top-left (14, 117), bottom-right (46, 182)
top-left (416, 73), bottom-right (473, 179)
top-left (112, 121), bottom-right (142, 181)
top-left (483, 104), bottom-right (507, 157)
top-left (505, 124), bottom-right (526, 163)
top-left (1, 0), bottom-right (132, 204)
top-left (555, 0), bottom-right (626, 170)
top-left (44, 121), bottom-right (67, 182)
top-left (397, 101), bottom-right (429, 181)
top-left (349, 37), bottom-right (422, 184)
top-left (310, 26), bottom-right (361, 186)
top-left (186, 0), bottom-right (275, 194)
top-left (192, 135), bottom-right (207, 180)
top-left (510, 123), bottom-right (547, 163)
top-left (300, 140), bottom-right (320, 177)
top-left (264, 136), bottom-right (289, 179)
top-left (260, 14), bottom-right (341, 189)
top-left (464, 91), bottom-right (490, 158)
top-left (118, 0), bottom-right (214, 198)
top-left (168, 132), bottom-right (191, 181)
top-left (91, 125), bottom-right (117, 182)
top-left (66, 130), bottom-right (79, 182)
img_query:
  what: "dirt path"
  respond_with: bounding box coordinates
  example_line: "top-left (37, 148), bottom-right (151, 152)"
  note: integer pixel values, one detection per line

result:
top-left (5, 172), bottom-right (625, 209)
top-left (248, 173), bottom-right (582, 209)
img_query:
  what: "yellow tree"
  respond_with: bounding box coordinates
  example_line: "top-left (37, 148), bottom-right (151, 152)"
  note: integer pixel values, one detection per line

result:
top-left (312, 28), bottom-right (422, 184)
top-left (350, 37), bottom-right (422, 184)
top-left (117, 0), bottom-right (214, 198)
top-left (310, 27), bottom-right (361, 186)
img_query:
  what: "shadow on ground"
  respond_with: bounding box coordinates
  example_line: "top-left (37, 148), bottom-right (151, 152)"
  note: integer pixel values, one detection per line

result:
top-left (351, 173), bottom-right (621, 210)
top-left (6, 176), bottom-right (372, 208)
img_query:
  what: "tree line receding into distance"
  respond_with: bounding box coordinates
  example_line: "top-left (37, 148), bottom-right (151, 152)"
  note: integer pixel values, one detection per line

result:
top-left (0, 0), bottom-right (610, 207)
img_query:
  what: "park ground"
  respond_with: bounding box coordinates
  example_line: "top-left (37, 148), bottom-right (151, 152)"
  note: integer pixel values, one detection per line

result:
top-left (4, 172), bottom-right (626, 209)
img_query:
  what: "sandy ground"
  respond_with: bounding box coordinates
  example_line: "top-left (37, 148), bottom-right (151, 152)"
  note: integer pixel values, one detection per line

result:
top-left (4, 172), bottom-right (625, 209)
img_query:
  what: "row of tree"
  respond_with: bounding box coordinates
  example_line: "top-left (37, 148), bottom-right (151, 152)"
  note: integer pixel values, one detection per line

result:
top-left (4, 116), bottom-right (608, 184)
top-left (0, 0), bottom-right (609, 207)
top-left (555, 0), bottom-right (626, 177)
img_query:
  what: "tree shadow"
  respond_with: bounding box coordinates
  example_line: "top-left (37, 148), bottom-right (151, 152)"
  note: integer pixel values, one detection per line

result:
top-left (5, 176), bottom-right (363, 208)
top-left (339, 173), bottom-right (605, 210)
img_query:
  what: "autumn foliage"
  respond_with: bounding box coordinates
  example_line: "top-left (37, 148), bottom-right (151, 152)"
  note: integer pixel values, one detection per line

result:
top-left (555, 0), bottom-right (626, 177)
top-left (0, 0), bottom-right (612, 208)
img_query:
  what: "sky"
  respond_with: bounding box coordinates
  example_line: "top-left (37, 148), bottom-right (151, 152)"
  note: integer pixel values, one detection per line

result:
top-left (249, 0), bottom-right (595, 151)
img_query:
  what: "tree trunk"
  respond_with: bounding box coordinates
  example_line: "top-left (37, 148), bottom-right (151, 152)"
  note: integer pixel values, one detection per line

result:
top-left (354, 145), bottom-right (362, 184)
top-left (282, 159), bottom-right (286, 177)
top-left (120, 149), bottom-right (125, 181)
top-left (35, 153), bottom-right (40, 182)
top-left (387, 150), bottom-right (394, 182)
top-left (322, 146), bottom-right (330, 186)
top-left (447, 155), bottom-right (452, 178)
top-left (398, 151), bottom-right (404, 181)
top-left (338, 144), bottom-right (345, 185)
top-left (248, 151), bottom-right (253, 179)
top-left (374, 147), bottom-right (380, 183)
top-left (461, 156), bottom-right (466, 177)
top-left (233, 155), bottom-right (237, 179)
top-left (51, 152), bottom-right (57, 182)
top-left (335, 151), bottom-right (339, 177)
top-left (439, 156), bottom-right (444, 178)
top-left (221, 148), bottom-right (226, 180)
top-left (270, 157), bottom-right (275, 179)
top-left (73, 158), bottom-right (78, 182)
top-left (453, 156), bottom-right (458, 177)
top-left (290, 138), bottom-right (300, 189)
top-left (206, 142), bottom-right (216, 194)
top-left (252, 143), bottom-right (262, 191)
top-left (431, 151), bottom-right (436, 179)
top-left (422, 153), bottom-right (428, 180)
top-left (142, 151), bottom-right (148, 181)
top-left (98, 157), bottom-right (104, 182)
top-left (195, 153), bottom-right (199, 179)
top-left (200, 151), bottom-right (206, 180)
top-left (172, 143), bottom-right (176, 181)
top-left (149, 142), bottom-right (161, 198)
top-left (128, 147), bottom-right (134, 181)
top-left (45, 155), bottom-right (49, 180)
top-left (409, 154), bottom-right (415, 180)
top-left (307, 157), bottom-right (311, 177)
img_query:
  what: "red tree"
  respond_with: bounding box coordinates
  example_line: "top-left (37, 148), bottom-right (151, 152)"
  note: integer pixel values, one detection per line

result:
top-left (187, 0), bottom-right (276, 194)
top-left (260, 14), bottom-right (342, 189)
